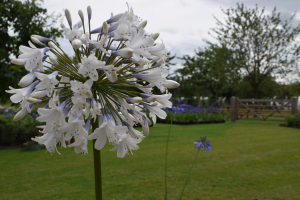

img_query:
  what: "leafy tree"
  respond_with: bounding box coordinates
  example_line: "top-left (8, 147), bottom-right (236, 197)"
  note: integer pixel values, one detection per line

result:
top-left (0, 0), bottom-right (62, 102)
top-left (175, 45), bottom-right (240, 104)
top-left (206, 3), bottom-right (300, 98)
top-left (235, 74), bottom-right (279, 99)
top-left (275, 81), bottom-right (300, 99)
top-left (165, 51), bottom-right (176, 72)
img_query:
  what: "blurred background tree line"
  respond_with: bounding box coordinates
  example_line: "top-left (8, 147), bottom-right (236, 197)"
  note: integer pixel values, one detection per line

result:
top-left (172, 3), bottom-right (300, 106)
top-left (0, 0), bottom-right (62, 102)
top-left (1, 1), bottom-right (300, 106)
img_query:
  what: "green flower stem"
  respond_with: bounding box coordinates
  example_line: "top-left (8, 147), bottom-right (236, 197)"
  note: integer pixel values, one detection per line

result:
top-left (179, 148), bottom-right (201, 200)
top-left (165, 114), bottom-right (173, 200)
top-left (50, 41), bottom-right (77, 67)
top-left (92, 116), bottom-right (102, 200)
top-left (88, 19), bottom-right (91, 40)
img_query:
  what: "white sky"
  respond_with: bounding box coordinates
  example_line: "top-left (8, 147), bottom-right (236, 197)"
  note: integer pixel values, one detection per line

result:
top-left (43, 0), bottom-right (300, 77)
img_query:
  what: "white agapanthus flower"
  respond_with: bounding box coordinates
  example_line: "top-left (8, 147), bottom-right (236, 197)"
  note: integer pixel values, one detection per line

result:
top-left (70, 79), bottom-right (93, 103)
top-left (35, 71), bottom-right (59, 97)
top-left (78, 54), bottom-right (105, 81)
top-left (110, 133), bottom-right (141, 158)
top-left (88, 115), bottom-right (128, 150)
top-left (63, 21), bottom-right (84, 41)
top-left (5, 4), bottom-right (179, 158)
top-left (124, 28), bottom-right (154, 61)
top-left (5, 81), bottom-right (38, 112)
top-left (15, 46), bottom-right (49, 72)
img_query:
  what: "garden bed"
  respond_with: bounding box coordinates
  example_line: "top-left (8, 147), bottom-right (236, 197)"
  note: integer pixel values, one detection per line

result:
top-left (159, 120), bottom-right (226, 125)
top-left (279, 123), bottom-right (300, 129)
top-left (157, 100), bottom-right (227, 125)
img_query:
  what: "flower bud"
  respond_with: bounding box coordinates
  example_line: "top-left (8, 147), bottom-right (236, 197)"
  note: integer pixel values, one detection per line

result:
top-left (48, 41), bottom-right (56, 48)
top-left (144, 96), bottom-right (157, 102)
top-left (138, 20), bottom-right (147, 29)
top-left (126, 97), bottom-right (142, 103)
top-left (11, 59), bottom-right (26, 65)
top-left (102, 21), bottom-right (108, 35)
top-left (26, 97), bottom-right (42, 103)
top-left (78, 10), bottom-right (84, 22)
top-left (65, 9), bottom-right (72, 27)
top-left (13, 103), bottom-right (34, 121)
top-left (31, 35), bottom-right (51, 42)
top-left (28, 41), bottom-right (37, 49)
top-left (60, 23), bottom-right (66, 28)
top-left (152, 102), bottom-right (159, 106)
top-left (87, 6), bottom-right (92, 20)
top-left (91, 26), bottom-right (102, 34)
top-left (163, 80), bottom-right (180, 89)
top-left (14, 109), bottom-right (28, 121)
top-left (75, 20), bottom-right (82, 28)
top-left (72, 39), bottom-right (82, 49)
top-left (19, 70), bottom-right (38, 87)
top-left (110, 71), bottom-right (118, 82)
top-left (106, 13), bottom-right (123, 24)
top-left (31, 37), bottom-right (43, 45)
top-left (49, 56), bottom-right (59, 65)
top-left (151, 33), bottom-right (160, 41)
top-left (31, 90), bottom-right (47, 98)
top-left (112, 48), bottom-right (133, 58)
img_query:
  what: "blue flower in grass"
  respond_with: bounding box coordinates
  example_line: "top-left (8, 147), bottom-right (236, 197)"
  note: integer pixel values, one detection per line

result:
top-left (194, 137), bottom-right (211, 151)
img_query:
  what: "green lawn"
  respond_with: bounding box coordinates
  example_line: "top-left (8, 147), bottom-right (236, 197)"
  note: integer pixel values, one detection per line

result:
top-left (0, 120), bottom-right (300, 200)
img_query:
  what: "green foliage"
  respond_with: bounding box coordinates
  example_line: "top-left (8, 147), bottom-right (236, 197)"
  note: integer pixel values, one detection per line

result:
top-left (235, 74), bottom-right (279, 99)
top-left (175, 45), bottom-right (240, 102)
top-left (284, 113), bottom-right (300, 127)
top-left (207, 3), bottom-right (300, 98)
top-left (0, 0), bottom-right (63, 103)
top-left (276, 82), bottom-right (300, 99)
top-left (0, 114), bottom-right (43, 146)
top-left (285, 116), bottom-right (296, 127)
top-left (160, 112), bottom-right (227, 123)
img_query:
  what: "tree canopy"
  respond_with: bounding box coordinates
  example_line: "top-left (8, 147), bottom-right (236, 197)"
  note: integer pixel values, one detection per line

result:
top-left (206, 3), bottom-right (300, 98)
top-left (0, 0), bottom-right (62, 102)
top-left (174, 45), bottom-right (240, 104)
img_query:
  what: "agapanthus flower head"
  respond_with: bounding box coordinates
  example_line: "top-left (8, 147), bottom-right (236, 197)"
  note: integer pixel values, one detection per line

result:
top-left (5, 4), bottom-right (180, 158)
top-left (194, 137), bottom-right (211, 151)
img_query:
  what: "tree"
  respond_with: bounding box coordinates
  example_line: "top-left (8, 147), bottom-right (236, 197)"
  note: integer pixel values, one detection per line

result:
top-left (0, 0), bottom-right (62, 102)
top-left (175, 45), bottom-right (240, 104)
top-left (206, 3), bottom-right (300, 98)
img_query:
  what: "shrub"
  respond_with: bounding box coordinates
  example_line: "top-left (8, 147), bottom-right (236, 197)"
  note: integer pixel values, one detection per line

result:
top-left (0, 112), bottom-right (43, 146)
top-left (285, 115), bottom-right (296, 127)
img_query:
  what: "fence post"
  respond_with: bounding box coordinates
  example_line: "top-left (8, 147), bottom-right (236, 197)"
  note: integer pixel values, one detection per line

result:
top-left (235, 97), bottom-right (239, 120)
top-left (231, 96), bottom-right (236, 122)
top-left (291, 97), bottom-right (298, 115)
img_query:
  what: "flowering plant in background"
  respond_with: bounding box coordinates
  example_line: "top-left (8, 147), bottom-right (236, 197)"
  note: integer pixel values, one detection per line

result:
top-left (165, 100), bottom-right (220, 114)
top-left (178, 136), bottom-right (211, 200)
top-left (6, 3), bottom-right (179, 200)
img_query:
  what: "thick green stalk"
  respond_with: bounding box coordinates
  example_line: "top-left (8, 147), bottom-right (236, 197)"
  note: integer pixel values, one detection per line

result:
top-left (92, 117), bottom-right (102, 200)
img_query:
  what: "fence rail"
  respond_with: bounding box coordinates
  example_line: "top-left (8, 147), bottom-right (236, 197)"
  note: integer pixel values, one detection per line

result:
top-left (230, 97), bottom-right (298, 122)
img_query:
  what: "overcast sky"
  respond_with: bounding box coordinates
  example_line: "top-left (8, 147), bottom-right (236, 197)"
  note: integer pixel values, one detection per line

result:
top-left (43, 0), bottom-right (300, 74)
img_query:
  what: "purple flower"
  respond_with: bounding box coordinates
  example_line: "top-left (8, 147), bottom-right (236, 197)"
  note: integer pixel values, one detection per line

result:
top-left (194, 137), bottom-right (211, 151)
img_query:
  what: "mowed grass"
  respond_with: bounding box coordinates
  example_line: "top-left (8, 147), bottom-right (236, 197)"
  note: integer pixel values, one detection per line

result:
top-left (0, 120), bottom-right (300, 200)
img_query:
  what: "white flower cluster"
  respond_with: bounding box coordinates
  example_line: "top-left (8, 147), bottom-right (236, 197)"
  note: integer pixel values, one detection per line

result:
top-left (6, 4), bottom-right (179, 158)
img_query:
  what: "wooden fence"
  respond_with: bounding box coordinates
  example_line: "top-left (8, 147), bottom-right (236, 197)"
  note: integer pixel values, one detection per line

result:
top-left (230, 97), bottom-right (298, 122)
